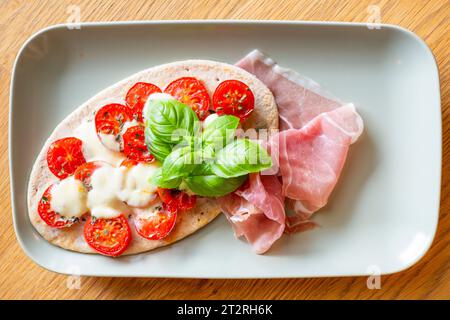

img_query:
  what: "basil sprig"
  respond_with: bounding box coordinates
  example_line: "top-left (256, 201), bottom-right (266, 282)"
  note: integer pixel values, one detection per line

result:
top-left (161, 145), bottom-right (200, 180)
top-left (144, 97), bottom-right (272, 197)
top-left (152, 167), bottom-right (182, 189)
top-left (181, 163), bottom-right (246, 197)
top-left (185, 172), bottom-right (248, 197)
top-left (211, 139), bottom-right (273, 178)
top-left (144, 97), bottom-right (200, 162)
top-left (202, 115), bottom-right (240, 148)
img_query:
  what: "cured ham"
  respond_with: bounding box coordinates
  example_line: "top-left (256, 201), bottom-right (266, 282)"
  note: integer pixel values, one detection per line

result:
top-left (218, 174), bottom-right (285, 254)
top-left (236, 49), bottom-right (343, 130)
top-left (219, 50), bottom-right (364, 253)
top-left (269, 104), bottom-right (363, 213)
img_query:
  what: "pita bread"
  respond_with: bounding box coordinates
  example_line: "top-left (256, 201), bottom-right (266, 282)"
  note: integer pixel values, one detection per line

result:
top-left (27, 59), bottom-right (278, 255)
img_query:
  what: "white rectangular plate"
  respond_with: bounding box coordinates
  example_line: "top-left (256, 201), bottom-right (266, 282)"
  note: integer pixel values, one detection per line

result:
top-left (10, 21), bottom-right (441, 278)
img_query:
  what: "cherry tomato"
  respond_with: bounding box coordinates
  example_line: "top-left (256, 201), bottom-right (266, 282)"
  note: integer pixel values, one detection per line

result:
top-left (94, 104), bottom-right (133, 151)
top-left (74, 161), bottom-right (109, 189)
top-left (157, 188), bottom-right (177, 205)
top-left (164, 77), bottom-right (210, 120)
top-left (156, 188), bottom-right (197, 212)
top-left (134, 205), bottom-right (177, 240)
top-left (178, 192), bottom-right (197, 211)
top-left (125, 82), bottom-right (162, 121)
top-left (212, 80), bottom-right (255, 121)
top-left (47, 137), bottom-right (86, 179)
top-left (37, 185), bottom-right (78, 228)
top-left (122, 125), bottom-right (154, 162)
top-left (84, 215), bottom-right (131, 257)
top-left (95, 103), bottom-right (132, 135)
top-left (120, 159), bottom-right (139, 168)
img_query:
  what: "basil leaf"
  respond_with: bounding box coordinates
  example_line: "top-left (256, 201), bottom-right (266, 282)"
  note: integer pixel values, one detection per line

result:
top-left (202, 115), bottom-right (239, 149)
top-left (200, 144), bottom-right (216, 164)
top-left (184, 174), bottom-right (247, 197)
top-left (161, 146), bottom-right (200, 180)
top-left (144, 126), bottom-right (173, 162)
top-left (152, 167), bottom-right (182, 189)
top-left (189, 162), bottom-right (211, 176)
top-left (144, 98), bottom-right (200, 162)
top-left (211, 139), bottom-right (272, 178)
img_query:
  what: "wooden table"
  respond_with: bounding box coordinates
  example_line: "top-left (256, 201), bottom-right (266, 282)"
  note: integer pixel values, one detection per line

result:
top-left (0, 0), bottom-right (448, 300)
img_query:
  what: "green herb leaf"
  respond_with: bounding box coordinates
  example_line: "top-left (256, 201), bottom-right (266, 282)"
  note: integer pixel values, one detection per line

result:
top-left (211, 139), bottom-right (272, 178)
top-left (144, 126), bottom-right (173, 161)
top-left (202, 115), bottom-right (239, 150)
top-left (184, 175), bottom-right (247, 197)
top-left (161, 146), bottom-right (200, 180)
top-left (151, 167), bottom-right (182, 189)
top-left (144, 97), bottom-right (200, 162)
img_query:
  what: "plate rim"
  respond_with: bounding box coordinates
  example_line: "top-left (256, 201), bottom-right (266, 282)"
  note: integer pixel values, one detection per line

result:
top-left (9, 20), bottom-right (442, 278)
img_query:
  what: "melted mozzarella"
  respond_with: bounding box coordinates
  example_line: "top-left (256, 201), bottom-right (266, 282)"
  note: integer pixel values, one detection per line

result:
top-left (50, 177), bottom-right (88, 218)
top-left (116, 163), bottom-right (159, 207)
top-left (87, 166), bottom-right (130, 219)
top-left (86, 163), bottom-right (161, 218)
top-left (143, 94), bottom-right (175, 122)
top-left (203, 113), bottom-right (219, 128)
top-left (98, 132), bottom-right (121, 152)
top-left (74, 120), bottom-right (125, 166)
top-left (147, 93), bottom-right (174, 101)
top-left (68, 117), bottom-right (163, 219)
top-left (133, 200), bottom-right (164, 218)
top-left (93, 119), bottom-right (140, 153)
top-left (121, 119), bottom-right (139, 134)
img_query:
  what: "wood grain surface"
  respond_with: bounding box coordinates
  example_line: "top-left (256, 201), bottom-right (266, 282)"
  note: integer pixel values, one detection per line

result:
top-left (0, 0), bottom-right (448, 300)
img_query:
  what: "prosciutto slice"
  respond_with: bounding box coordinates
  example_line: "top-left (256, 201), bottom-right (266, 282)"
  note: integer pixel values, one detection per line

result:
top-left (236, 49), bottom-right (343, 130)
top-left (219, 50), bottom-right (364, 253)
top-left (269, 104), bottom-right (363, 212)
top-left (218, 174), bottom-right (285, 254)
top-left (237, 49), bottom-right (363, 216)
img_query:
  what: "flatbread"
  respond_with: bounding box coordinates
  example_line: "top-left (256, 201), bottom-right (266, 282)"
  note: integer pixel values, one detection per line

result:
top-left (27, 59), bottom-right (278, 255)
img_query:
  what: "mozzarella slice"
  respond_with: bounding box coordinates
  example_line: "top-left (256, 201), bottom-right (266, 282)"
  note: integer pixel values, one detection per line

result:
top-left (94, 119), bottom-right (140, 153)
top-left (50, 177), bottom-right (88, 218)
top-left (117, 162), bottom-right (159, 207)
top-left (87, 166), bottom-right (130, 219)
top-left (86, 162), bottom-right (160, 218)
top-left (203, 113), bottom-right (219, 128)
top-left (74, 120), bottom-right (125, 166)
top-left (97, 132), bottom-right (121, 152)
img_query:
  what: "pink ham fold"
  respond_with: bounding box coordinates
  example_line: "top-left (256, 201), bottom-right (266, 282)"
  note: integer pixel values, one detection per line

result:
top-left (269, 104), bottom-right (363, 213)
top-left (218, 174), bottom-right (285, 254)
top-left (218, 50), bottom-right (364, 253)
top-left (236, 49), bottom-right (343, 130)
top-left (237, 49), bottom-right (363, 217)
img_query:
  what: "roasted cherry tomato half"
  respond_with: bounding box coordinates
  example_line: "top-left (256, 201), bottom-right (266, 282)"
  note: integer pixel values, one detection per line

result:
top-left (134, 205), bottom-right (177, 240)
top-left (38, 185), bottom-right (77, 228)
top-left (176, 192), bottom-right (197, 211)
top-left (95, 104), bottom-right (133, 151)
top-left (212, 80), bottom-right (255, 121)
top-left (164, 77), bottom-right (210, 120)
top-left (120, 159), bottom-right (139, 168)
top-left (125, 82), bottom-right (162, 122)
top-left (74, 161), bottom-right (109, 189)
top-left (84, 215), bottom-right (132, 257)
top-left (156, 188), bottom-right (197, 212)
top-left (47, 137), bottom-right (86, 179)
top-left (95, 103), bottom-right (132, 136)
top-left (122, 125), bottom-right (154, 162)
